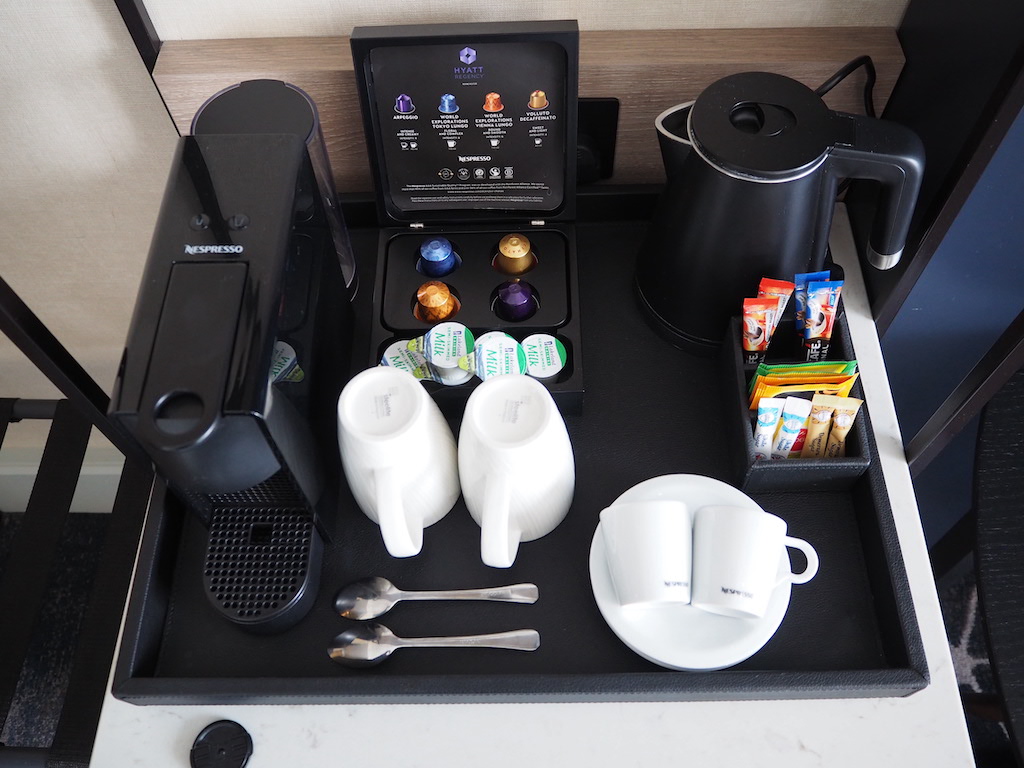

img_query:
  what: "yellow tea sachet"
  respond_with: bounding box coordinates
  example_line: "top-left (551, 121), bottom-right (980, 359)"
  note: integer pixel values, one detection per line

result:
top-left (749, 373), bottom-right (859, 410)
top-left (747, 360), bottom-right (858, 395)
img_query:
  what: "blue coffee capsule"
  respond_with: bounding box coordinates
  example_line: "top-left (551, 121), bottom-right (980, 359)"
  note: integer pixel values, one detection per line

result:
top-left (439, 93), bottom-right (459, 113)
top-left (417, 237), bottom-right (461, 277)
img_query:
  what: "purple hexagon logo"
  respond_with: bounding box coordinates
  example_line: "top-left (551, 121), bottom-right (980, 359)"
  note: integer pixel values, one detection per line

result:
top-left (459, 47), bottom-right (476, 65)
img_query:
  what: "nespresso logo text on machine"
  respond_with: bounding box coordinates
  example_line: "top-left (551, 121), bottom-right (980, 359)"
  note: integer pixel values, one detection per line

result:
top-left (183, 244), bottom-right (245, 255)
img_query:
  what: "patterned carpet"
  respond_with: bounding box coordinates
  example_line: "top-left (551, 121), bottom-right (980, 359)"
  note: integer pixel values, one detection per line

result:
top-left (938, 567), bottom-right (1017, 766)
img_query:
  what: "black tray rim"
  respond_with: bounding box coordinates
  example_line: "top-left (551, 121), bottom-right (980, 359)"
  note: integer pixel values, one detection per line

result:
top-left (111, 461), bottom-right (930, 705)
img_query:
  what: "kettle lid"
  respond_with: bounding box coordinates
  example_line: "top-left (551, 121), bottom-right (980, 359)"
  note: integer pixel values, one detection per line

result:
top-left (689, 71), bottom-right (835, 181)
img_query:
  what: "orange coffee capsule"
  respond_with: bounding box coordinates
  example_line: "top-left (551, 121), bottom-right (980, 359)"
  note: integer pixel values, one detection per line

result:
top-left (483, 92), bottom-right (504, 112)
top-left (414, 280), bottom-right (460, 323)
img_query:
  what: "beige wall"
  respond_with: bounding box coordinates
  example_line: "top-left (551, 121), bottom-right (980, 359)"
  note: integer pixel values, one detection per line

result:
top-left (146, 0), bottom-right (909, 40)
top-left (0, 1), bottom-right (178, 508)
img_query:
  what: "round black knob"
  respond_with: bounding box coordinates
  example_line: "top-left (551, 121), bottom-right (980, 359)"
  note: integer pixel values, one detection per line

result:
top-left (190, 719), bottom-right (253, 768)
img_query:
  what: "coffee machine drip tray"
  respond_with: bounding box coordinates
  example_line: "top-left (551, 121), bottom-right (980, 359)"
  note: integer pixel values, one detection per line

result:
top-left (202, 504), bottom-right (322, 634)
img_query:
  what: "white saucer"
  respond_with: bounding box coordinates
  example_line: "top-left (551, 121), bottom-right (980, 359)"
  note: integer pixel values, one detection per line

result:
top-left (589, 474), bottom-right (791, 671)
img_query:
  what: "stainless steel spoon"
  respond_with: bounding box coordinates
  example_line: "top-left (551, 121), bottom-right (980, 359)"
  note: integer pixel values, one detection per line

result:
top-left (334, 577), bottom-right (539, 620)
top-left (328, 623), bottom-right (540, 667)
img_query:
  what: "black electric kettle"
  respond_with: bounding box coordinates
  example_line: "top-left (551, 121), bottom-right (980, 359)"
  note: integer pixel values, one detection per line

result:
top-left (635, 71), bottom-right (925, 353)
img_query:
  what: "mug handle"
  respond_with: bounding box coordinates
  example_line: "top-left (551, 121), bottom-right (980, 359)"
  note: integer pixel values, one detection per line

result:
top-left (480, 474), bottom-right (519, 569)
top-left (782, 535), bottom-right (819, 585)
top-left (375, 466), bottom-right (422, 558)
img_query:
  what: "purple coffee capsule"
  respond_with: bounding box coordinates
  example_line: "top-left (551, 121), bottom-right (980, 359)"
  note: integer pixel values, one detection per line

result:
top-left (394, 94), bottom-right (415, 114)
top-left (417, 237), bottom-right (461, 277)
top-left (494, 280), bottom-right (539, 322)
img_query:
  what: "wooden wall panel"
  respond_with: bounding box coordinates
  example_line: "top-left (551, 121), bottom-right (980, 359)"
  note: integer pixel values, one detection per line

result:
top-left (154, 28), bottom-right (904, 193)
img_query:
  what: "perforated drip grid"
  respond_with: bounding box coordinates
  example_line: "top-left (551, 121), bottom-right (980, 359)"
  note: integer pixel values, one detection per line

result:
top-left (203, 507), bottom-right (315, 626)
top-left (204, 469), bottom-right (308, 509)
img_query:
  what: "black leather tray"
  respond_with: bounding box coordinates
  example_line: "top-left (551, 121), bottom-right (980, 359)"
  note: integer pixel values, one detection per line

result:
top-left (111, 222), bottom-right (928, 704)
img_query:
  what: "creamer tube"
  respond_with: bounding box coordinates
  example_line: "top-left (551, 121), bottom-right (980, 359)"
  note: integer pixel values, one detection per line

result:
top-left (824, 397), bottom-right (864, 458)
top-left (753, 397), bottom-right (786, 461)
top-left (799, 394), bottom-right (846, 458)
top-left (771, 397), bottom-right (813, 460)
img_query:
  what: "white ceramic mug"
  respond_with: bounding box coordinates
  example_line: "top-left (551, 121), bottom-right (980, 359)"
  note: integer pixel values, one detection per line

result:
top-left (691, 505), bottom-right (819, 619)
top-left (337, 366), bottom-right (460, 558)
top-left (600, 500), bottom-right (692, 608)
top-left (458, 374), bottom-right (575, 568)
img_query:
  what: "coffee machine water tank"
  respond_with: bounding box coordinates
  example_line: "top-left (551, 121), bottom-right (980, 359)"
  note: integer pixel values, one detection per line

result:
top-left (192, 79), bottom-right (359, 298)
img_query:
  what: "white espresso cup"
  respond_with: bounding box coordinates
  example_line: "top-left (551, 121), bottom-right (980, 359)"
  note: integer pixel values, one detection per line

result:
top-left (337, 366), bottom-right (460, 558)
top-left (691, 505), bottom-right (819, 619)
top-left (458, 374), bottom-right (575, 568)
top-left (600, 500), bottom-right (692, 608)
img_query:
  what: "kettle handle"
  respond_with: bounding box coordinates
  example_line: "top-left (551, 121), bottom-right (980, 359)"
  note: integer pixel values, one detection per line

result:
top-left (828, 113), bottom-right (925, 270)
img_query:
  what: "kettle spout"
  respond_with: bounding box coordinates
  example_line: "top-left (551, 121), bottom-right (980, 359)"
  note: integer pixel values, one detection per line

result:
top-left (655, 102), bottom-right (694, 178)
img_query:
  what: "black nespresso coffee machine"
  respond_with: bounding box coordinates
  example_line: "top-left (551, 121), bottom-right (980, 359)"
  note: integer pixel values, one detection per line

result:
top-left (111, 81), bottom-right (354, 633)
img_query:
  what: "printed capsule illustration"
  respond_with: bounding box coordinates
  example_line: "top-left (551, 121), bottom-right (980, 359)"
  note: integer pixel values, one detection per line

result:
top-left (394, 94), bottom-right (415, 113)
top-left (483, 92), bottom-right (504, 112)
top-left (439, 93), bottom-right (459, 113)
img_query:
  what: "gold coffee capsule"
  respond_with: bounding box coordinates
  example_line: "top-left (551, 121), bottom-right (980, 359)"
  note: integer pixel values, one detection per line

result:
top-left (528, 90), bottom-right (548, 110)
top-left (483, 92), bottom-right (504, 112)
top-left (494, 233), bottom-right (537, 275)
top-left (413, 280), bottom-right (460, 324)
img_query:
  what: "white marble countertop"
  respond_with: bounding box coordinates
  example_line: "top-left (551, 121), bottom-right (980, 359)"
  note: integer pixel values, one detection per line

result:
top-left (90, 208), bottom-right (974, 767)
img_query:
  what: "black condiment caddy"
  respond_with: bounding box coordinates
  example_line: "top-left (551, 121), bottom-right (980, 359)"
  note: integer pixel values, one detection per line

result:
top-left (723, 308), bottom-right (872, 494)
top-left (350, 20), bottom-right (584, 413)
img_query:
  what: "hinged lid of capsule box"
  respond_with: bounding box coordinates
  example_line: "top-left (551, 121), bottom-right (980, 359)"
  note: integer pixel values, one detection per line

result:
top-left (350, 20), bottom-right (579, 226)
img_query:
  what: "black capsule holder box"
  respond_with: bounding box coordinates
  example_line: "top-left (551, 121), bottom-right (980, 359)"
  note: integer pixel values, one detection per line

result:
top-left (351, 21), bottom-right (583, 413)
top-left (722, 311), bottom-right (872, 493)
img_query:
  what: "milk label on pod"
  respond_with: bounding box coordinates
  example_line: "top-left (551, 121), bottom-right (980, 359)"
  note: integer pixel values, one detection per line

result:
top-left (413, 322), bottom-right (475, 386)
top-left (380, 339), bottom-right (431, 380)
top-left (470, 331), bottom-right (527, 381)
top-left (521, 333), bottom-right (567, 379)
